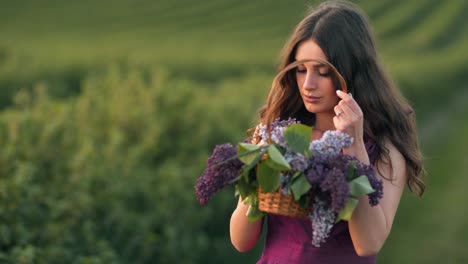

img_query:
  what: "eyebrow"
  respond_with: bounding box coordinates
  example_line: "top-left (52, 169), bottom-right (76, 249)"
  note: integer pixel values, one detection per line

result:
top-left (294, 61), bottom-right (327, 68)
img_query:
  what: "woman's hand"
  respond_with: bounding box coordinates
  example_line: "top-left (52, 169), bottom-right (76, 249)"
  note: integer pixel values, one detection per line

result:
top-left (333, 90), bottom-right (369, 163)
top-left (333, 90), bottom-right (363, 142)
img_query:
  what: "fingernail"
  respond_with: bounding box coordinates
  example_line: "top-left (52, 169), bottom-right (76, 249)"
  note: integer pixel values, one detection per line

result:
top-left (336, 90), bottom-right (341, 94)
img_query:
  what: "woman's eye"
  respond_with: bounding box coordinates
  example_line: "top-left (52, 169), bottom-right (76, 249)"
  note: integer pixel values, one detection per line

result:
top-left (296, 68), bottom-right (307, 73)
top-left (317, 67), bottom-right (331, 77)
top-left (318, 71), bottom-right (331, 77)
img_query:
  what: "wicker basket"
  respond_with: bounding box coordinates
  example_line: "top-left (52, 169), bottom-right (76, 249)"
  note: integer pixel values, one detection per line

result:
top-left (257, 187), bottom-right (311, 219)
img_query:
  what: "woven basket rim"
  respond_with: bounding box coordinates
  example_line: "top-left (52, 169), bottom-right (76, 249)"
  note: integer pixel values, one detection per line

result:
top-left (257, 187), bottom-right (311, 219)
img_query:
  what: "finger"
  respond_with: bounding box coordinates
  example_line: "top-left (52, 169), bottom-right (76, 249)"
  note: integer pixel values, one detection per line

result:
top-left (338, 99), bottom-right (357, 117)
top-left (333, 115), bottom-right (345, 131)
top-left (333, 115), bottom-right (341, 126)
top-left (334, 105), bottom-right (341, 115)
top-left (336, 90), bottom-right (362, 115)
top-left (334, 105), bottom-right (344, 117)
top-left (336, 89), bottom-right (351, 99)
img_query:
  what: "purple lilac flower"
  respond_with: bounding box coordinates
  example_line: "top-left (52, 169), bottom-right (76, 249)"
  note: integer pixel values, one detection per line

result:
top-left (306, 154), bottom-right (350, 213)
top-left (309, 130), bottom-right (353, 158)
top-left (258, 117), bottom-right (299, 146)
top-left (355, 162), bottom-right (384, 206)
top-left (309, 197), bottom-right (335, 247)
top-left (319, 167), bottom-right (349, 213)
top-left (305, 155), bottom-right (328, 186)
top-left (284, 152), bottom-right (309, 172)
top-left (306, 152), bottom-right (384, 210)
top-left (195, 143), bottom-right (243, 205)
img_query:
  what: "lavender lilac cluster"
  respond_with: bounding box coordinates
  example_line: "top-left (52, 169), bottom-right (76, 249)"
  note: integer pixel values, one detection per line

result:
top-left (258, 117), bottom-right (299, 147)
top-left (195, 143), bottom-right (243, 205)
top-left (355, 161), bottom-right (384, 206)
top-left (306, 152), bottom-right (383, 212)
top-left (309, 130), bottom-right (353, 158)
top-left (309, 197), bottom-right (335, 247)
top-left (305, 131), bottom-right (384, 247)
top-left (306, 153), bottom-right (351, 213)
top-left (284, 152), bottom-right (308, 172)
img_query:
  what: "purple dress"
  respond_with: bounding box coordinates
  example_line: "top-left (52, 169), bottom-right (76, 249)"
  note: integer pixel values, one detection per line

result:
top-left (257, 139), bottom-right (379, 264)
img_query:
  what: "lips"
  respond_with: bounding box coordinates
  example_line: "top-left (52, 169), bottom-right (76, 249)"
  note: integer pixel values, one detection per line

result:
top-left (304, 94), bottom-right (321, 102)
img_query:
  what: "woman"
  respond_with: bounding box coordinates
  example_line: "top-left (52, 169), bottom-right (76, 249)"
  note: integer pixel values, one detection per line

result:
top-left (229, 1), bottom-right (425, 263)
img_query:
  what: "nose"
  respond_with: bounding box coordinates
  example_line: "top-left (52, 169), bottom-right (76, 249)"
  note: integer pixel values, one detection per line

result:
top-left (302, 71), bottom-right (318, 90)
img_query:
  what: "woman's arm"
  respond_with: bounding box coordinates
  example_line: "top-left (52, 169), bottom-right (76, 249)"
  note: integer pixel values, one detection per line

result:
top-left (345, 139), bottom-right (407, 256)
top-left (230, 198), bottom-right (264, 252)
top-left (334, 90), bottom-right (407, 256)
top-left (229, 124), bottom-right (264, 252)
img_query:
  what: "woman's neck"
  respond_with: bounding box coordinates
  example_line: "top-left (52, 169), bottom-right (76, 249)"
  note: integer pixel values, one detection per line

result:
top-left (314, 111), bottom-right (336, 132)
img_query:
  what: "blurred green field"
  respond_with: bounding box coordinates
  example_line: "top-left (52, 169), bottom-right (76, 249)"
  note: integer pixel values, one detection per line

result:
top-left (0, 0), bottom-right (467, 263)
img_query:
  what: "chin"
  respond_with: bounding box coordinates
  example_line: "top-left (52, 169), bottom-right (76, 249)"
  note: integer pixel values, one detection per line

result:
top-left (304, 105), bottom-right (319, 114)
top-left (304, 103), bottom-right (333, 115)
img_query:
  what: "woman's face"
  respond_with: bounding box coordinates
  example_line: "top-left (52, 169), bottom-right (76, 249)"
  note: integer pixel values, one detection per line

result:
top-left (295, 40), bottom-right (339, 115)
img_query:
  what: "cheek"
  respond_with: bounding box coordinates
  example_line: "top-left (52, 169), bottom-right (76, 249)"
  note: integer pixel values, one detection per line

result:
top-left (323, 80), bottom-right (339, 101)
top-left (325, 80), bottom-right (337, 93)
top-left (331, 96), bottom-right (340, 106)
top-left (296, 75), bottom-right (304, 89)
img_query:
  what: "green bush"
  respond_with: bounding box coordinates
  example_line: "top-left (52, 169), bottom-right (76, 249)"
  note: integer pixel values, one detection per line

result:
top-left (0, 65), bottom-right (270, 263)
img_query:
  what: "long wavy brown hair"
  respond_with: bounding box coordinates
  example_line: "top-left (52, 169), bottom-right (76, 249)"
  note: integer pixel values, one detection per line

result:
top-left (248, 1), bottom-right (425, 196)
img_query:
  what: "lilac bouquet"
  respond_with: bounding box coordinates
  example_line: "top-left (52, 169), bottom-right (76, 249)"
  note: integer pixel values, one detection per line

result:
top-left (195, 118), bottom-right (383, 247)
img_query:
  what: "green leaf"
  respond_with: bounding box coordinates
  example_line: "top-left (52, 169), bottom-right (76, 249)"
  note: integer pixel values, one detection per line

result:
top-left (239, 148), bottom-right (267, 181)
top-left (267, 145), bottom-right (291, 171)
top-left (237, 143), bottom-right (262, 164)
top-left (235, 177), bottom-right (251, 200)
top-left (291, 171), bottom-right (302, 181)
top-left (257, 162), bottom-right (280, 193)
top-left (297, 194), bottom-right (310, 209)
top-left (242, 195), bottom-right (253, 205)
top-left (243, 195), bottom-right (265, 222)
top-left (236, 174), bottom-right (259, 199)
top-left (349, 175), bottom-right (375, 197)
top-left (290, 173), bottom-right (311, 201)
top-left (337, 197), bottom-right (359, 222)
top-left (240, 162), bottom-right (254, 181)
top-left (264, 156), bottom-right (288, 171)
top-left (247, 205), bottom-right (265, 222)
top-left (346, 161), bottom-right (357, 181)
top-left (283, 124), bottom-right (312, 155)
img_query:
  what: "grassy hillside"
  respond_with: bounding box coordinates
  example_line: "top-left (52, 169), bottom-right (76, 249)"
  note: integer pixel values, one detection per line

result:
top-left (0, 0), bottom-right (467, 263)
top-left (1, 0), bottom-right (466, 111)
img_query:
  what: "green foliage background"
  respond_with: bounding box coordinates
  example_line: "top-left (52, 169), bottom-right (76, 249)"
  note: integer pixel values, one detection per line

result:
top-left (0, 0), bottom-right (467, 263)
